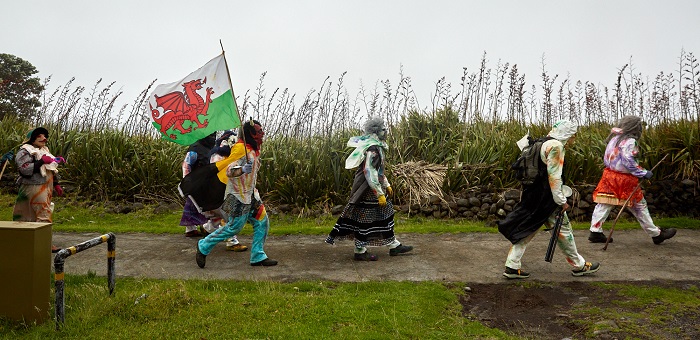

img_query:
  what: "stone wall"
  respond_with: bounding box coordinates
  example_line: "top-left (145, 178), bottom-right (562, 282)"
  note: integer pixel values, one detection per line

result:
top-left (3, 167), bottom-right (696, 221)
top-left (397, 179), bottom-right (700, 222)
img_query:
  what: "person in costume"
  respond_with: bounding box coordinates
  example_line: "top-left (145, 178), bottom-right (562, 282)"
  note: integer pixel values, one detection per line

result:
top-left (588, 115), bottom-right (676, 244)
top-left (325, 116), bottom-right (413, 261)
top-left (179, 133), bottom-right (216, 237)
top-left (13, 127), bottom-right (65, 253)
top-left (201, 130), bottom-right (248, 252)
top-left (497, 120), bottom-right (600, 279)
top-left (196, 119), bottom-right (277, 268)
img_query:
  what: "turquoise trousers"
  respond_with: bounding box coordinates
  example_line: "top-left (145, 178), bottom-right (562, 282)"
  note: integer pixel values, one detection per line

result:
top-left (198, 201), bottom-right (270, 264)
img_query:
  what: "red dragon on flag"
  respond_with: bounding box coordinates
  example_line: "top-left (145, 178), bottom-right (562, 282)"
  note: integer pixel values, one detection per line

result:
top-left (149, 78), bottom-right (213, 140)
top-left (148, 53), bottom-right (240, 146)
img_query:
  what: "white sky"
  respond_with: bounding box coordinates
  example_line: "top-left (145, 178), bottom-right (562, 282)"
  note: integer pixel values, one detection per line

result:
top-left (3, 0), bottom-right (699, 111)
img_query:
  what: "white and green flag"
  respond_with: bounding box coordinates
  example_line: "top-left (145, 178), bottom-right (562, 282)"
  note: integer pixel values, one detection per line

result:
top-left (148, 54), bottom-right (240, 145)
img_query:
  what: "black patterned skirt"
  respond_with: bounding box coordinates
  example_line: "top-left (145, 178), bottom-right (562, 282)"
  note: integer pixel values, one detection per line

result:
top-left (326, 190), bottom-right (396, 247)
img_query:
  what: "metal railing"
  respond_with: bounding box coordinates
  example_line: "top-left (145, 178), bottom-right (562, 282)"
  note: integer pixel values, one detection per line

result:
top-left (53, 233), bottom-right (116, 328)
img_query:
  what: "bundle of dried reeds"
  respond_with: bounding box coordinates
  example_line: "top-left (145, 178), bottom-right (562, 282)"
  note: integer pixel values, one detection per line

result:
top-left (391, 161), bottom-right (447, 207)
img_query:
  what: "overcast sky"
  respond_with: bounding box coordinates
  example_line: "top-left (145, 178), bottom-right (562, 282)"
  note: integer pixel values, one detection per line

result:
top-left (3, 1), bottom-right (699, 112)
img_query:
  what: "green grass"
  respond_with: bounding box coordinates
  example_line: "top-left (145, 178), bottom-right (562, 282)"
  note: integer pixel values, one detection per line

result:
top-left (2, 193), bottom-right (699, 338)
top-left (0, 277), bottom-right (505, 339)
top-left (572, 282), bottom-right (700, 338)
top-left (2, 277), bottom-right (698, 339)
top-left (2, 194), bottom-right (699, 236)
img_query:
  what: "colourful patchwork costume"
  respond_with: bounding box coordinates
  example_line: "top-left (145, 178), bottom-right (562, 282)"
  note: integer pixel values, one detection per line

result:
top-left (13, 127), bottom-right (62, 224)
top-left (196, 120), bottom-right (276, 267)
top-left (498, 120), bottom-right (599, 278)
top-left (589, 115), bottom-right (676, 245)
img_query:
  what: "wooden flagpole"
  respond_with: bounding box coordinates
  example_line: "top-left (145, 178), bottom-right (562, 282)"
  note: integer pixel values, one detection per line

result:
top-left (219, 40), bottom-right (249, 163)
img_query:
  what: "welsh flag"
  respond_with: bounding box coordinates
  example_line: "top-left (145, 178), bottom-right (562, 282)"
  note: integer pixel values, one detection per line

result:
top-left (148, 54), bottom-right (240, 145)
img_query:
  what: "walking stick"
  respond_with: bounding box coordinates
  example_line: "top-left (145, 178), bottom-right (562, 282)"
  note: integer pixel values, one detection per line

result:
top-left (0, 151), bottom-right (14, 180)
top-left (602, 154), bottom-right (668, 250)
top-left (0, 160), bottom-right (7, 179)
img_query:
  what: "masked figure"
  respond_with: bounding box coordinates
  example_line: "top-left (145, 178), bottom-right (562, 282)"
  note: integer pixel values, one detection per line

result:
top-left (196, 120), bottom-right (276, 268)
top-left (588, 115), bottom-right (676, 245)
top-left (498, 120), bottom-right (600, 279)
top-left (13, 127), bottom-right (65, 252)
top-left (326, 116), bottom-right (413, 261)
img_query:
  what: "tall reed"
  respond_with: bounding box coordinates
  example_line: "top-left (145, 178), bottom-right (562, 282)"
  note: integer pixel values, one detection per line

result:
top-left (1, 50), bottom-right (696, 209)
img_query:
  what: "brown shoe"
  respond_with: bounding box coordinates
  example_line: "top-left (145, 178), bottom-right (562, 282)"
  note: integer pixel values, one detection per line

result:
top-left (226, 244), bottom-right (248, 252)
top-left (185, 230), bottom-right (202, 237)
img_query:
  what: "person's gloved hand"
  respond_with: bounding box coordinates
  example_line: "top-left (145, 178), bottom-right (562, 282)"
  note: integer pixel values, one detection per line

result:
top-left (643, 170), bottom-right (653, 179)
top-left (386, 186), bottom-right (393, 197)
top-left (378, 195), bottom-right (387, 207)
top-left (54, 185), bottom-right (63, 197)
top-left (0, 151), bottom-right (13, 162)
top-left (241, 161), bottom-right (253, 174)
top-left (40, 155), bottom-right (54, 164)
top-left (54, 156), bottom-right (66, 164)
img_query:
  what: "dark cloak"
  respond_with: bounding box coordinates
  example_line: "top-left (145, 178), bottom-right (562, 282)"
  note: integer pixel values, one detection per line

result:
top-left (178, 162), bottom-right (226, 212)
top-left (497, 175), bottom-right (559, 244)
top-left (177, 133), bottom-right (220, 212)
top-left (187, 133), bottom-right (216, 169)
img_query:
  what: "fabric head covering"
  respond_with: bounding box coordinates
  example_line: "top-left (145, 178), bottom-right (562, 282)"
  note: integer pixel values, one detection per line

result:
top-left (607, 115), bottom-right (643, 147)
top-left (363, 116), bottom-right (387, 141)
top-left (23, 127), bottom-right (49, 145)
top-left (548, 120), bottom-right (578, 142)
top-left (20, 127), bottom-right (58, 176)
top-left (345, 117), bottom-right (388, 169)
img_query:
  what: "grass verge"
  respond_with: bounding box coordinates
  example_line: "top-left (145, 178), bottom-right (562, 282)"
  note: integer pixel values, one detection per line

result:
top-left (1, 194), bottom-right (698, 235)
top-left (0, 277), bottom-right (504, 339)
top-left (572, 281), bottom-right (700, 338)
top-left (1, 193), bottom-right (699, 338)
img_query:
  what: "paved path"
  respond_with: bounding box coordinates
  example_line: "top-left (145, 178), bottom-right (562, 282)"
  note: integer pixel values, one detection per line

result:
top-left (52, 229), bottom-right (700, 283)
